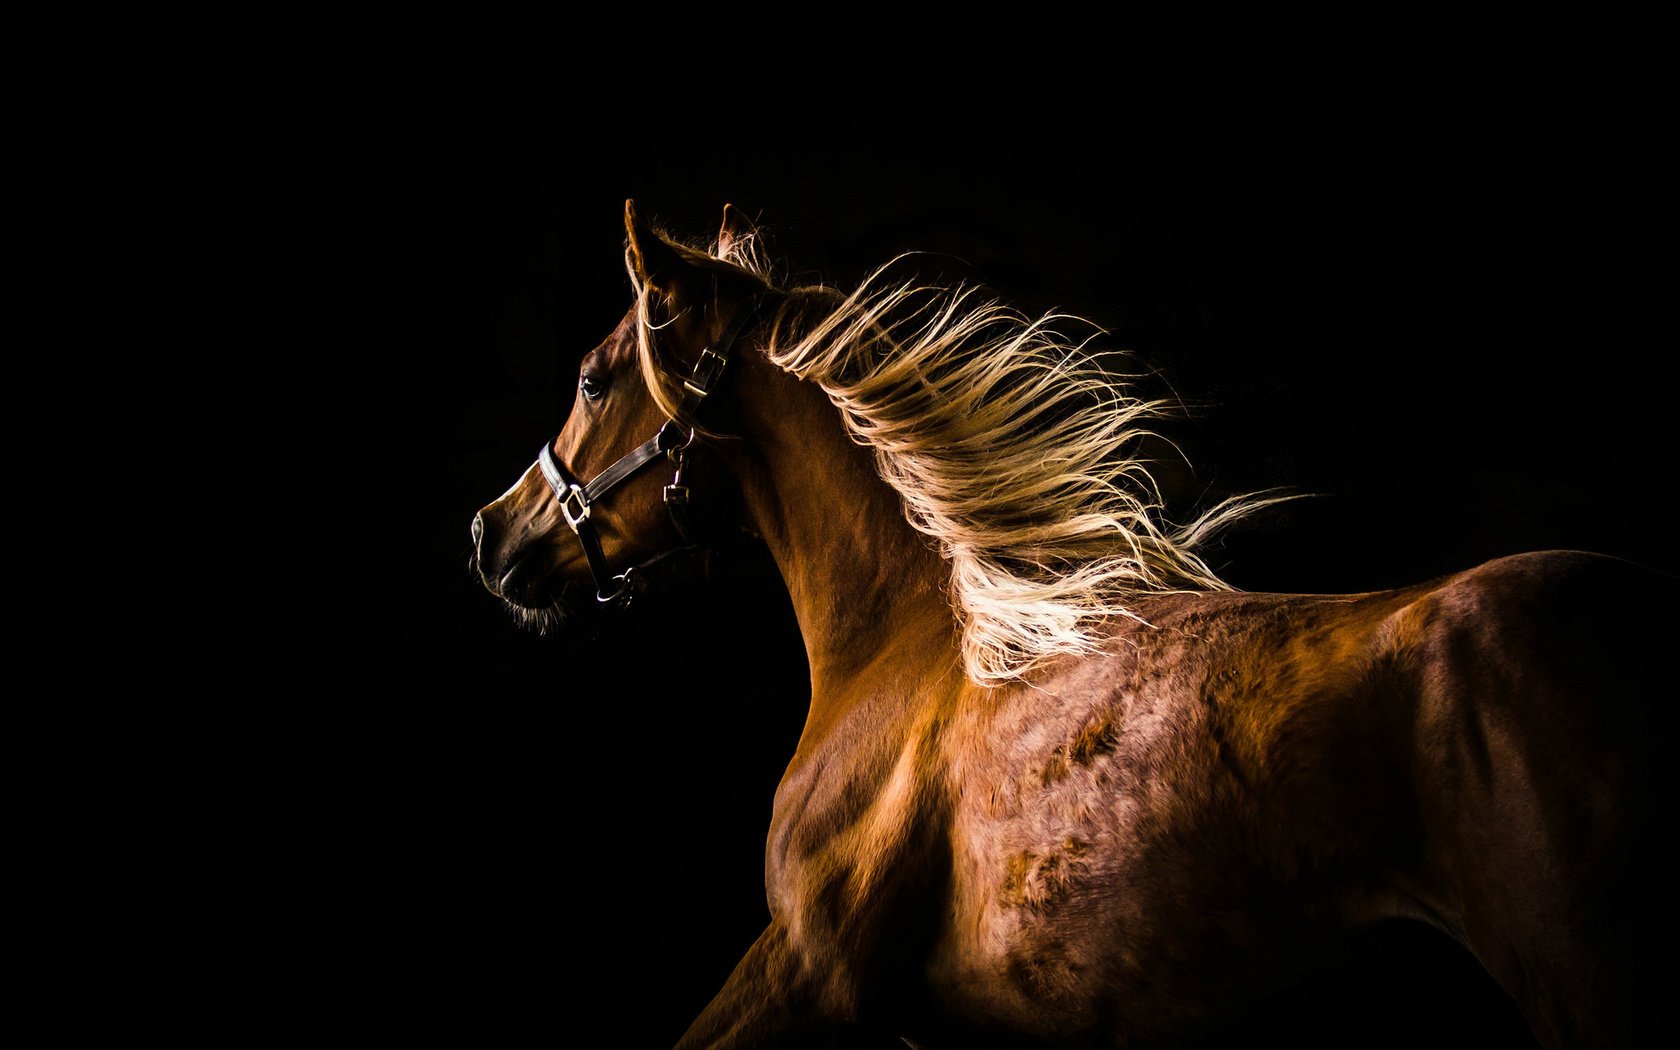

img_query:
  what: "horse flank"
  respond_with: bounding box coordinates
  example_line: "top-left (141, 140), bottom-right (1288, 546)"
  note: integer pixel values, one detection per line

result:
top-left (628, 229), bottom-right (1274, 685)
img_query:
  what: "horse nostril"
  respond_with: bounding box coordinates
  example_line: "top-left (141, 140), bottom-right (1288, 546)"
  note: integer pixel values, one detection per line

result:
top-left (471, 513), bottom-right (484, 550)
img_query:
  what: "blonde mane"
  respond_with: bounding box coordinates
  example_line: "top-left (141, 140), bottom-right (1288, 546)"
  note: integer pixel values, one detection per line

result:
top-left (641, 230), bottom-right (1270, 685)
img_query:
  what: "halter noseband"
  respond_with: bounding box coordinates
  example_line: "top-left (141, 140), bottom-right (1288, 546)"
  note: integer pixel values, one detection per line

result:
top-left (536, 294), bottom-right (775, 606)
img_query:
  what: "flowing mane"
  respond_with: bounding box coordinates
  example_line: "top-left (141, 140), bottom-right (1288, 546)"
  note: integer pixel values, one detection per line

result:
top-left (633, 229), bottom-right (1270, 685)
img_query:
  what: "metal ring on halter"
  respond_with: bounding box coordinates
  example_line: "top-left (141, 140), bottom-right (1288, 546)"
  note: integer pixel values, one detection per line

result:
top-left (597, 567), bottom-right (635, 605)
top-left (656, 419), bottom-right (695, 458)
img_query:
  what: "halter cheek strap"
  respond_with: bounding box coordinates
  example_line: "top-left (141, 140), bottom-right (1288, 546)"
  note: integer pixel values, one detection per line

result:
top-left (538, 423), bottom-right (687, 603)
top-left (536, 294), bottom-right (775, 605)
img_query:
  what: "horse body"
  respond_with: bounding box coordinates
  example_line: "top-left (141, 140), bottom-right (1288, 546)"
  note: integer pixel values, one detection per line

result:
top-left (739, 505), bottom-right (1663, 1047)
top-left (471, 203), bottom-right (1669, 1048)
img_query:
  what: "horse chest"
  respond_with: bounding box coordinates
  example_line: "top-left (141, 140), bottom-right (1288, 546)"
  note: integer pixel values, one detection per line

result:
top-left (764, 720), bottom-right (940, 959)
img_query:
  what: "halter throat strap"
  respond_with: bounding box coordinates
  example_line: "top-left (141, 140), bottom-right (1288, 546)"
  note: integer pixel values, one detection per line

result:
top-left (537, 293), bottom-right (775, 605)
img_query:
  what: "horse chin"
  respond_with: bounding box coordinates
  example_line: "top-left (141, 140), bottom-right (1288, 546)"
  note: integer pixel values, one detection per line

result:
top-left (492, 547), bottom-right (594, 628)
top-left (500, 577), bottom-right (595, 635)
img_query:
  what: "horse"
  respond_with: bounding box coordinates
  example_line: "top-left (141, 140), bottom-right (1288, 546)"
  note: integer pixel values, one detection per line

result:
top-left (469, 201), bottom-right (1671, 1048)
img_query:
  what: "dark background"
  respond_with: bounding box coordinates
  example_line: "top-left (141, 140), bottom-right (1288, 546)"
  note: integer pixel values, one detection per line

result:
top-left (370, 91), bottom-right (1672, 1047)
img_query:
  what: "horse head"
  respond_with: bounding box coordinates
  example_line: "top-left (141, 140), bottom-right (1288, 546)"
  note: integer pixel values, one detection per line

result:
top-left (470, 201), bottom-right (774, 623)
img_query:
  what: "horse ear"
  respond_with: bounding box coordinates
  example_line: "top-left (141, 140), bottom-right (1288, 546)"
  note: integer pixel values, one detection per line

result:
top-left (717, 203), bottom-right (756, 258)
top-left (624, 199), bottom-right (688, 290)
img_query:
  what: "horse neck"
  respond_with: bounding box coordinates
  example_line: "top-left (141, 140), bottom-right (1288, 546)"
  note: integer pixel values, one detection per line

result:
top-left (723, 349), bottom-right (961, 723)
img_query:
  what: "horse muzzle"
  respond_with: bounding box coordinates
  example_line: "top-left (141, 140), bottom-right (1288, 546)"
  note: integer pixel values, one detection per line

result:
top-left (471, 495), bottom-right (572, 609)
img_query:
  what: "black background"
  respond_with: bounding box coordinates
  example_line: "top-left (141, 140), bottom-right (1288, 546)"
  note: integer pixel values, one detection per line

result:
top-left (370, 87), bottom-right (1672, 1047)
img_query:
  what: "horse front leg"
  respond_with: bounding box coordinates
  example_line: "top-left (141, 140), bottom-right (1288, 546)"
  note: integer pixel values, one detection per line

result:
top-left (674, 921), bottom-right (865, 1049)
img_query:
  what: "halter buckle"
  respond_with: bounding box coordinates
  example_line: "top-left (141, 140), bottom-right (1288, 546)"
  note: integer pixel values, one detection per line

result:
top-left (683, 348), bottom-right (726, 398)
top-left (559, 484), bottom-right (590, 530)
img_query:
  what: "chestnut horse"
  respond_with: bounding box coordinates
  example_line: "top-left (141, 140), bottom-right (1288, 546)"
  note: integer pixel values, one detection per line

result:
top-left (471, 203), bottom-right (1670, 1048)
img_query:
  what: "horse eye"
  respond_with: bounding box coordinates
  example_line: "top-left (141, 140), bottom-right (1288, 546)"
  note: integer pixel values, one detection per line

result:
top-left (580, 374), bottom-right (607, 402)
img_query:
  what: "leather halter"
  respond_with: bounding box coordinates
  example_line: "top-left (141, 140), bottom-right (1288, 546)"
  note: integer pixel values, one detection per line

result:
top-left (536, 294), bottom-right (775, 606)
